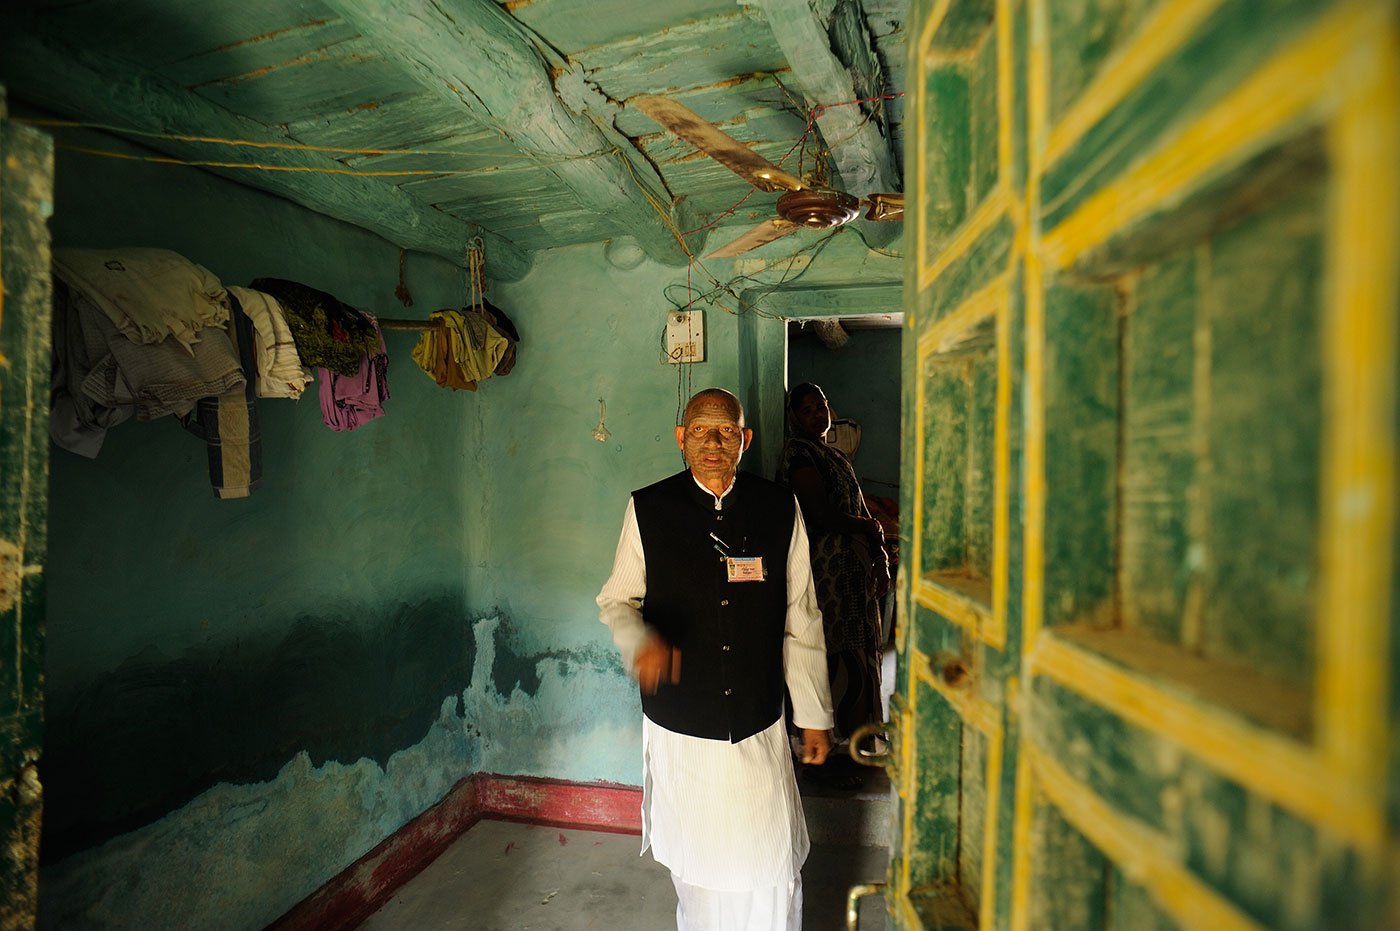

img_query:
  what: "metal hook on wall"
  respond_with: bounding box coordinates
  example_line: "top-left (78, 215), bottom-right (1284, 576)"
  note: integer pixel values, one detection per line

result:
top-left (592, 398), bottom-right (611, 443)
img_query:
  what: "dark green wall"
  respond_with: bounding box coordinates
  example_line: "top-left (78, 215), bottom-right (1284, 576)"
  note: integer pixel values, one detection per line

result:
top-left (0, 102), bottom-right (54, 931)
top-left (30, 113), bottom-right (908, 928)
top-left (787, 326), bottom-right (903, 495)
top-left (38, 124), bottom-right (484, 928)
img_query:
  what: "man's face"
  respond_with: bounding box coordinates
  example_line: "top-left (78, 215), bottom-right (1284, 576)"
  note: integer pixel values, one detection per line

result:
top-left (675, 396), bottom-right (752, 484)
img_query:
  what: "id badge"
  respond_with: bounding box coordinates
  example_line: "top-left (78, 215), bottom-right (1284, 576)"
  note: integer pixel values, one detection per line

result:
top-left (726, 556), bottom-right (766, 582)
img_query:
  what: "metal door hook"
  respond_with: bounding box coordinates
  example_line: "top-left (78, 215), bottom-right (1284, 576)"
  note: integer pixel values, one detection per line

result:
top-left (846, 881), bottom-right (886, 930)
top-left (848, 721), bottom-right (891, 768)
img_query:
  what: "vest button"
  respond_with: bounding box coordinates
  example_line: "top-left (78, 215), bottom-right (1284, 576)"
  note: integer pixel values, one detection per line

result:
top-left (724, 688), bottom-right (733, 696)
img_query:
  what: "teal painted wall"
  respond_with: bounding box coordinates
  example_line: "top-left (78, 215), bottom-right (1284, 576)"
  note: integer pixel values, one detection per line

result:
top-left (458, 233), bottom-right (903, 785)
top-left (787, 326), bottom-right (903, 495)
top-left (463, 242), bottom-right (742, 782)
top-left (35, 117), bottom-right (903, 927)
top-left (39, 126), bottom-right (484, 929)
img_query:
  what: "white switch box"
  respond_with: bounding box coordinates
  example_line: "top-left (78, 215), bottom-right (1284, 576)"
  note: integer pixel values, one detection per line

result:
top-left (665, 310), bottom-right (705, 364)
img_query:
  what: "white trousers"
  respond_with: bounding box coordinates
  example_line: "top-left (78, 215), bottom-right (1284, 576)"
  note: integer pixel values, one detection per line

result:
top-left (671, 873), bottom-right (803, 931)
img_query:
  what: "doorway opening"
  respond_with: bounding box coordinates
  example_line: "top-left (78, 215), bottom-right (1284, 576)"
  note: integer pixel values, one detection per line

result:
top-left (784, 311), bottom-right (904, 722)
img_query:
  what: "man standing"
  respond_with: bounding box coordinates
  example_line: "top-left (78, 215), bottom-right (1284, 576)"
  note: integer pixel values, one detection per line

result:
top-left (597, 388), bottom-right (834, 931)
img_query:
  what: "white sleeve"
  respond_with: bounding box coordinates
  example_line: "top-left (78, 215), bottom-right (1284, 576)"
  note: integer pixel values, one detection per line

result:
top-left (784, 502), bottom-right (835, 730)
top-left (596, 497), bottom-right (651, 674)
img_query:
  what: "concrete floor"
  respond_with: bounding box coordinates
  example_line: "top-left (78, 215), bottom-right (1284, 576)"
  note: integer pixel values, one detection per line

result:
top-left (360, 819), bottom-right (888, 931)
top-left (361, 649), bottom-right (898, 930)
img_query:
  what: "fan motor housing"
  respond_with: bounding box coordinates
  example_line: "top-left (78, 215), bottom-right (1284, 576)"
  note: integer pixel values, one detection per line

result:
top-left (776, 189), bottom-right (861, 228)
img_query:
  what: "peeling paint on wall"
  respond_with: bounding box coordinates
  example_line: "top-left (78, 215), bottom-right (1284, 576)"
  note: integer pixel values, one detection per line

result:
top-left (38, 696), bottom-right (477, 931)
top-left (36, 612), bottom-right (645, 931)
top-left (42, 594), bottom-right (476, 861)
top-left (465, 615), bottom-right (642, 786)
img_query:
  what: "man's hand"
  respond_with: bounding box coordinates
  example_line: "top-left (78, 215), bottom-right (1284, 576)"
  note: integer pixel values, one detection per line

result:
top-left (634, 634), bottom-right (681, 695)
top-left (800, 728), bottom-right (831, 765)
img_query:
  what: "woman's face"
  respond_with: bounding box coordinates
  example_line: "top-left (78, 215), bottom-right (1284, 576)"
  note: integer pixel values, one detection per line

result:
top-left (794, 390), bottom-right (832, 438)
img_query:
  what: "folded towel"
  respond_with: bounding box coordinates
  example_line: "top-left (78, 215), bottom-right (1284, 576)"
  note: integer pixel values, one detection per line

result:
top-left (227, 286), bottom-right (313, 399)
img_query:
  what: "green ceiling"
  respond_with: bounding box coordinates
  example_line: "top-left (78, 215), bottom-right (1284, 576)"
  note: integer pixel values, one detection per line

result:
top-left (0, 0), bottom-right (908, 279)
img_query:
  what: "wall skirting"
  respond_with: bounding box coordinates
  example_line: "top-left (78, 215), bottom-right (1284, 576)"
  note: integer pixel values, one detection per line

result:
top-left (267, 774), bottom-right (642, 931)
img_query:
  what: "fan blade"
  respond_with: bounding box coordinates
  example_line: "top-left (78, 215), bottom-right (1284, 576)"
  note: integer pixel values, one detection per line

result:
top-left (863, 192), bottom-right (905, 222)
top-left (704, 219), bottom-right (802, 258)
top-left (632, 95), bottom-right (806, 193)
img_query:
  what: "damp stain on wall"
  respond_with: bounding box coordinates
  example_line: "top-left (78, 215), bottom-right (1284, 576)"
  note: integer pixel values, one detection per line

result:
top-left (38, 695), bottom-right (477, 931)
top-left (36, 610), bottom-right (644, 931)
top-left (41, 593), bottom-right (476, 862)
top-left (465, 614), bottom-right (643, 786)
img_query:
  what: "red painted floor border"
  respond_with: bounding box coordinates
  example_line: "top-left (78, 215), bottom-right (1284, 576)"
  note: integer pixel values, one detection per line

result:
top-left (266, 773), bottom-right (642, 931)
top-left (475, 773), bottom-right (643, 836)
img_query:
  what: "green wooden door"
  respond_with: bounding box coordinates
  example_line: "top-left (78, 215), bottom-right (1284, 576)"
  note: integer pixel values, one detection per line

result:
top-left (0, 90), bottom-right (53, 930)
top-left (891, 2), bottom-right (1400, 929)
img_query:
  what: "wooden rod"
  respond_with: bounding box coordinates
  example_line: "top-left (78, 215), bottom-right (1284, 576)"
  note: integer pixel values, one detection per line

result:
top-left (377, 317), bottom-right (446, 330)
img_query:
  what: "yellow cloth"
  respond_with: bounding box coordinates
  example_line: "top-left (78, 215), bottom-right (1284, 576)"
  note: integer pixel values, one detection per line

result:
top-left (411, 309), bottom-right (508, 391)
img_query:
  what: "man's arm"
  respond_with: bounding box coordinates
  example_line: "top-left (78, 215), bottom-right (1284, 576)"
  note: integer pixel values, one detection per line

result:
top-left (784, 502), bottom-right (835, 762)
top-left (596, 498), bottom-right (679, 693)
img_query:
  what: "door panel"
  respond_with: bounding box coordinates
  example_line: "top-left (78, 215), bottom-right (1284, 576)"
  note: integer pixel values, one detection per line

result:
top-left (0, 90), bottom-right (54, 930)
top-left (893, 2), bottom-right (1399, 929)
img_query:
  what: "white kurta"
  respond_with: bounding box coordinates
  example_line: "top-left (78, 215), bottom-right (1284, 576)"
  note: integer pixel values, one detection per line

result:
top-left (597, 474), bottom-right (835, 892)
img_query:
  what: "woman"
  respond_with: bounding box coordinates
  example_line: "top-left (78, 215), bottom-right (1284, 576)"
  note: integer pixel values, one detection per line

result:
top-left (778, 383), bottom-right (889, 788)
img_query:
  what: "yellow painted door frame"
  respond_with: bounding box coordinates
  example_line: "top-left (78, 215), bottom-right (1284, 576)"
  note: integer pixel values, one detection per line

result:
top-left (893, 1), bottom-right (1400, 929)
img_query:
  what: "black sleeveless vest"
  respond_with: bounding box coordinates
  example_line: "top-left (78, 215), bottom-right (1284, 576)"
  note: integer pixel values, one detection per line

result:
top-left (633, 470), bottom-right (794, 742)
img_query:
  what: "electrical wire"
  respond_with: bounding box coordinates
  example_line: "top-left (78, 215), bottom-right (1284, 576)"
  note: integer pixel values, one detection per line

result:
top-left (19, 116), bottom-right (615, 163)
top-left (51, 144), bottom-right (486, 177)
top-left (845, 219), bottom-right (906, 259)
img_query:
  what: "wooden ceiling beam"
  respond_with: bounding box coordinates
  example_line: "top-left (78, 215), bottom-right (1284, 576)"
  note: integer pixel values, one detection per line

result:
top-left (753, 0), bottom-right (902, 249)
top-left (324, 0), bottom-right (690, 267)
top-left (0, 31), bottom-right (533, 281)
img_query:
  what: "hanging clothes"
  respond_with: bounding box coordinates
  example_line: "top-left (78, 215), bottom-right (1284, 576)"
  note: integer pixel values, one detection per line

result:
top-left (480, 300), bottom-right (520, 376)
top-left (226, 286), bottom-right (313, 399)
top-left (410, 308), bottom-right (508, 391)
top-left (247, 277), bottom-right (382, 376)
top-left (79, 306), bottom-right (245, 422)
top-left (49, 275), bottom-right (247, 460)
top-left (318, 314), bottom-right (388, 432)
top-left (50, 279), bottom-right (135, 458)
top-left (52, 247), bottom-right (228, 350)
top-left (181, 292), bottom-right (262, 499)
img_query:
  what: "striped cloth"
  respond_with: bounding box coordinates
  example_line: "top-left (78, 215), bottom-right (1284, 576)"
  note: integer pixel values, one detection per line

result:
top-left (181, 292), bottom-right (261, 499)
top-left (227, 286), bottom-right (313, 399)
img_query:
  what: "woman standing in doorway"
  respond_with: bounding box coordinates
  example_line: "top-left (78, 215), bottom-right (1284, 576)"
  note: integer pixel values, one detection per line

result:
top-left (778, 383), bottom-right (890, 788)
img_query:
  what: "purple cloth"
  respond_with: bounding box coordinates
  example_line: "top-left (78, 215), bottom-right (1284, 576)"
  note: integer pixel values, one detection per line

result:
top-left (317, 315), bottom-right (388, 431)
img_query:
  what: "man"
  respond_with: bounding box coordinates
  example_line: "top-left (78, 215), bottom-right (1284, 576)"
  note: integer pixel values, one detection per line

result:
top-left (597, 387), bottom-right (835, 931)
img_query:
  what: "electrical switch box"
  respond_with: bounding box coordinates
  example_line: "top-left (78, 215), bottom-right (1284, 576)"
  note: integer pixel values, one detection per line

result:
top-left (665, 310), bottom-right (705, 364)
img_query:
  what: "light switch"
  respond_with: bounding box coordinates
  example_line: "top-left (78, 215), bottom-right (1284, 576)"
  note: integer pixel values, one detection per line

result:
top-left (665, 309), bottom-right (705, 364)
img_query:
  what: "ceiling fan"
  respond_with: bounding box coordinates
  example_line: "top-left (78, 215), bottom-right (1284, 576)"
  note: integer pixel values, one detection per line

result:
top-left (632, 95), bottom-right (905, 258)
